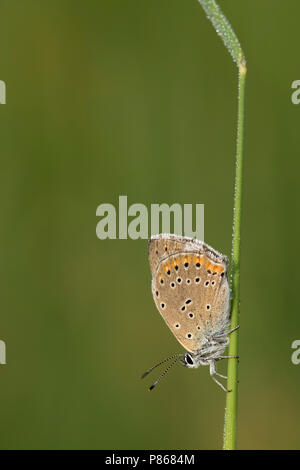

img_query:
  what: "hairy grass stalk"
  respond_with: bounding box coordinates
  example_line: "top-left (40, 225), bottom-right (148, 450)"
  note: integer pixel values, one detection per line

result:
top-left (197, 0), bottom-right (246, 450)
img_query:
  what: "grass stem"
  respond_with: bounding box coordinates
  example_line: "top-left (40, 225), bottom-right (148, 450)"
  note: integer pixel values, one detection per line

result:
top-left (197, 0), bottom-right (246, 450)
top-left (223, 63), bottom-right (246, 450)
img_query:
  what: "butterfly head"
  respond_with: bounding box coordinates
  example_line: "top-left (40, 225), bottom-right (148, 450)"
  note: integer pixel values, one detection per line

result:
top-left (182, 352), bottom-right (206, 369)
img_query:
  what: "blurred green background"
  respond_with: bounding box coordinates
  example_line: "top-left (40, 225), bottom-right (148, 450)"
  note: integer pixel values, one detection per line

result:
top-left (0, 0), bottom-right (299, 450)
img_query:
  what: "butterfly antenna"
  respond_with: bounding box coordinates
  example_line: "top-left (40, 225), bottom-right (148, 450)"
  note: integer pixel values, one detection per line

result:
top-left (140, 354), bottom-right (184, 379)
top-left (148, 357), bottom-right (180, 392)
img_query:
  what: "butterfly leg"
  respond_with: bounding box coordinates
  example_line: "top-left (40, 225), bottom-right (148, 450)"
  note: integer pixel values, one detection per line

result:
top-left (211, 374), bottom-right (231, 393)
top-left (213, 325), bottom-right (240, 340)
top-left (227, 325), bottom-right (240, 335)
top-left (215, 372), bottom-right (227, 379)
top-left (216, 355), bottom-right (239, 360)
top-left (209, 360), bottom-right (231, 393)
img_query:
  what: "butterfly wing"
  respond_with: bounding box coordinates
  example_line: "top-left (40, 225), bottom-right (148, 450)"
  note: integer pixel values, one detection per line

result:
top-left (149, 235), bottom-right (230, 353)
top-left (148, 234), bottom-right (205, 276)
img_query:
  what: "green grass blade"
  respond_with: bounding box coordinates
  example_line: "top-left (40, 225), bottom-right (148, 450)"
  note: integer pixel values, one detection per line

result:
top-left (197, 0), bottom-right (245, 67)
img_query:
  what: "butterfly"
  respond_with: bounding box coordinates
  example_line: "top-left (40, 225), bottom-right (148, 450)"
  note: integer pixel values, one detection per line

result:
top-left (141, 234), bottom-right (239, 392)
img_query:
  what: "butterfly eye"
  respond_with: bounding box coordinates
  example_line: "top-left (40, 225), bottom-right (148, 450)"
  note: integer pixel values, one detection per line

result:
top-left (185, 353), bottom-right (194, 365)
